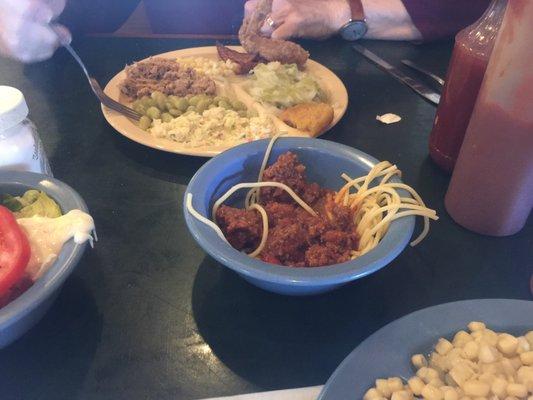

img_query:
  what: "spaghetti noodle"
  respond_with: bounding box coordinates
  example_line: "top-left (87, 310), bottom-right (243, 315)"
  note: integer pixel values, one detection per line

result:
top-left (188, 136), bottom-right (438, 265)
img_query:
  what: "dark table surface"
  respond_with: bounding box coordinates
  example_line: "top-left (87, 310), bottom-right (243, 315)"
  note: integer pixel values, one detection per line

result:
top-left (0, 37), bottom-right (531, 400)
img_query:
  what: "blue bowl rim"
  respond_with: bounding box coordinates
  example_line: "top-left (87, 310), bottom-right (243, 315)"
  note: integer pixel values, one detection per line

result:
top-left (0, 171), bottom-right (89, 329)
top-left (184, 137), bottom-right (415, 286)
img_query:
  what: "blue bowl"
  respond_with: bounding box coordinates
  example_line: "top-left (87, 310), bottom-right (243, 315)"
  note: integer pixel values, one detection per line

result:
top-left (184, 138), bottom-right (415, 295)
top-left (0, 171), bottom-right (90, 348)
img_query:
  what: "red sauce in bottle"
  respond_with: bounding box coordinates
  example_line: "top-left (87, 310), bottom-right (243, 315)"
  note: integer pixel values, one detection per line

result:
top-left (445, 0), bottom-right (533, 236)
top-left (428, 0), bottom-right (507, 173)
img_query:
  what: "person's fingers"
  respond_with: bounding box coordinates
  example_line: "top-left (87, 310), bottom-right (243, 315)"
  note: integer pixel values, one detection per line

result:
top-left (2, 18), bottom-right (63, 62)
top-left (43, 0), bottom-right (67, 18)
top-left (260, 14), bottom-right (279, 36)
top-left (270, 20), bottom-right (299, 40)
top-left (50, 23), bottom-right (71, 46)
top-left (259, 8), bottom-right (288, 36)
top-left (17, 25), bottom-right (59, 62)
top-left (244, 0), bottom-right (259, 18)
top-left (269, 0), bottom-right (292, 18)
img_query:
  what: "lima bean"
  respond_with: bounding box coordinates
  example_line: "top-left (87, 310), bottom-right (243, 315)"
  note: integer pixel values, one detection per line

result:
top-left (161, 112), bottom-right (173, 123)
top-left (172, 97), bottom-right (189, 111)
top-left (168, 108), bottom-right (182, 117)
top-left (146, 106), bottom-right (161, 119)
top-left (138, 115), bottom-right (152, 130)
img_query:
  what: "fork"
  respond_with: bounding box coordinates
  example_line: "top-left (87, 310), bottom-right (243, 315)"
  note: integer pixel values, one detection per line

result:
top-left (60, 41), bottom-right (141, 121)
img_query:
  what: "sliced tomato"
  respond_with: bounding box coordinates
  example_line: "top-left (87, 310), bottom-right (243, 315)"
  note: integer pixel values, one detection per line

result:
top-left (0, 205), bottom-right (30, 297)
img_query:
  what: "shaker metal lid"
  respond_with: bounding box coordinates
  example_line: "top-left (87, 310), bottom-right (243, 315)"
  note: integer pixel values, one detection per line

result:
top-left (0, 86), bottom-right (29, 132)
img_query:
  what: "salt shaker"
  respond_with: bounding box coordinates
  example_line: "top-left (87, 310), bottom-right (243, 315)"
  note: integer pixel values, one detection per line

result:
top-left (0, 86), bottom-right (52, 175)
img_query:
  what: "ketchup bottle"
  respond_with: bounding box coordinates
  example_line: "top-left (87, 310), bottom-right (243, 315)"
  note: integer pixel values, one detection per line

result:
top-left (428, 0), bottom-right (507, 173)
top-left (445, 0), bottom-right (533, 236)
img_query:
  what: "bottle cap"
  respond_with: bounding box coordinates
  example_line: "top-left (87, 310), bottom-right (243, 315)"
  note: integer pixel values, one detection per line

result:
top-left (0, 86), bottom-right (29, 132)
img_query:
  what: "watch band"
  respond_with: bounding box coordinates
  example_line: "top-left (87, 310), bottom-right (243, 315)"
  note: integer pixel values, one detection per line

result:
top-left (347, 0), bottom-right (365, 21)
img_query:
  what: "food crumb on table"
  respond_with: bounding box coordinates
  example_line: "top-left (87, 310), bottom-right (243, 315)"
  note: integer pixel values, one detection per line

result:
top-left (376, 113), bottom-right (402, 124)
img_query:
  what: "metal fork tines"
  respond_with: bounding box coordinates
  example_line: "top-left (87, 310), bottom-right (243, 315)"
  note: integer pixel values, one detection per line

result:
top-left (62, 43), bottom-right (141, 120)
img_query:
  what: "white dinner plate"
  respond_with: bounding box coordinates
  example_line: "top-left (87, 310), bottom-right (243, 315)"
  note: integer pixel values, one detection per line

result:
top-left (102, 46), bottom-right (348, 157)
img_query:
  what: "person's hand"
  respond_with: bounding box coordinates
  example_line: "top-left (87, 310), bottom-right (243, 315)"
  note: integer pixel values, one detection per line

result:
top-left (244, 0), bottom-right (422, 41)
top-left (244, 0), bottom-right (351, 40)
top-left (0, 0), bottom-right (71, 62)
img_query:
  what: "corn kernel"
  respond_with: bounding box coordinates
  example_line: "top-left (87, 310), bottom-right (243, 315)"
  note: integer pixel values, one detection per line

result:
top-left (403, 387), bottom-right (414, 397)
top-left (391, 390), bottom-right (412, 400)
top-left (501, 359), bottom-right (517, 377)
top-left (516, 365), bottom-right (533, 383)
top-left (388, 377), bottom-right (404, 392)
top-left (479, 345), bottom-right (498, 364)
top-left (429, 378), bottom-right (445, 388)
top-left (517, 337), bottom-right (530, 353)
top-left (477, 372), bottom-right (494, 384)
top-left (454, 331), bottom-right (473, 348)
top-left (520, 351), bottom-right (533, 366)
top-left (498, 334), bottom-right (519, 356)
top-left (375, 379), bottom-right (392, 398)
top-left (491, 377), bottom-right (507, 398)
top-left (421, 384), bottom-right (444, 400)
top-left (510, 357), bottom-right (522, 370)
top-left (449, 364), bottom-right (474, 386)
top-left (412, 354), bottom-right (428, 369)
top-left (482, 330), bottom-right (498, 346)
top-left (463, 380), bottom-right (490, 397)
top-left (442, 387), bottom-right (459, 400)
top-left (468, 322), bottom-right (486, 332)
top-left (436, 338), bottom-right (454, 356)
top-left (463, 341), bottom-right (479, 360)
top-left (363, 388), bottom-right (383, 400)
top-left (525, 332), bottom-right (533, 348)
top-left (408, 376), bottom-right (425, 396)
top-left (517, 367), bottom-right (533, 393)
top-left (431, 353), bottom-right (446, 371)
top-left (419, 368), bottom-right (440, 383)
top-left (447, 354), bottom-right (464, 371)
top-left (506, 383), bottom-right (527, 398)
top-left (480, 362), bottom-right (501, 375)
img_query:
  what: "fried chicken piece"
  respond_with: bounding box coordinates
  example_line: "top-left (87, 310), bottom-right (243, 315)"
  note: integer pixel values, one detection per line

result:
top-left (238, 0), bottom-right (309, 68)
top-left (279, 102), bottom-right (334, 136)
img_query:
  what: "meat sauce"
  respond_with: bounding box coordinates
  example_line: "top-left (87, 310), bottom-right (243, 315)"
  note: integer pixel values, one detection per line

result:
top-left (215, 152), bottom-right (358, 267)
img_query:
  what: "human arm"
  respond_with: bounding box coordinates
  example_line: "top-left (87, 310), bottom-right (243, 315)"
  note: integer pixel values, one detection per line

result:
top-left (247, 0), bottom-right (489, 41)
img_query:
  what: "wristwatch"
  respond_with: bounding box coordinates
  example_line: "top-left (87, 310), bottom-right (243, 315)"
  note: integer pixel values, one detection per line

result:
top-left (339, 0), bottom-right (368, 41)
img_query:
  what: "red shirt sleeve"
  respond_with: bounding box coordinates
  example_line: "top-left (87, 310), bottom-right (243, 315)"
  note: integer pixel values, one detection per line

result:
top-left (401, 0), bottom-right (491, 41)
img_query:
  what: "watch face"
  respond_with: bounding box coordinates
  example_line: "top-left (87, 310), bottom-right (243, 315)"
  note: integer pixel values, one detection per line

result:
top-left (341, 21), bottom-right (368, 41)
